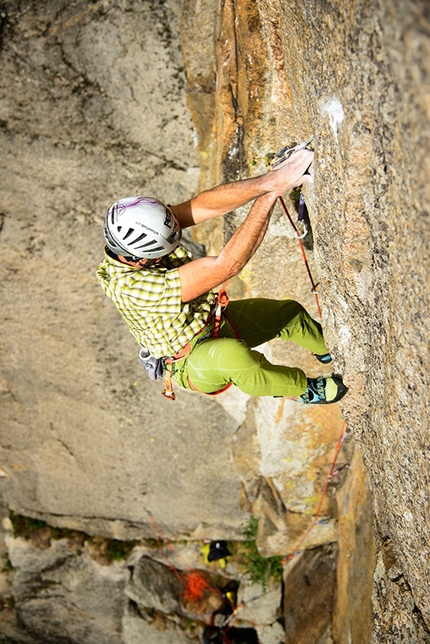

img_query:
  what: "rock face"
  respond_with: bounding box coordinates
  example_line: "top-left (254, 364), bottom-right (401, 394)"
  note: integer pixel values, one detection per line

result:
top-left (0, 0), bottom-right (429, 643)
top-left (0, 0), bottom-right (246, 542)
top-left (7, 535), bottom-right (128, 644)
top-left (183, 0), bottom-right (429, 640)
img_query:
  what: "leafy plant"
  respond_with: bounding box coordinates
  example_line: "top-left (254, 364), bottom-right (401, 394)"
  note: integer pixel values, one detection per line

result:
top-left (9, 512), bottom-right (137, 563)
top-left (9, 512), bottom-right (47, 538)
top-left (240, 516), bottom-right (283, 590)
top-left (104, 538), bottom-right (138, 562)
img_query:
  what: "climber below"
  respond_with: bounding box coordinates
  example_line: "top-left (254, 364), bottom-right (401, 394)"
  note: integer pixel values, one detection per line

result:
top-left (96, 146), bottom-right (347, 404)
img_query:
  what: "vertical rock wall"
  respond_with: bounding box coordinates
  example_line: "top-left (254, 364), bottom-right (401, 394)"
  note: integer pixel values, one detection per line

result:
top-left (0, 0), bottom-right (247, 542)
top-left (182, 0), bottom-right (429, 640)
top-left (0, 0), bottom-right (428, 641)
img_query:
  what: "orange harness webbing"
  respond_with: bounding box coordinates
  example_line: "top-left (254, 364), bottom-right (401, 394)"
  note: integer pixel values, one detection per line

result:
top-left (161, 285), bottom-right (239, 401)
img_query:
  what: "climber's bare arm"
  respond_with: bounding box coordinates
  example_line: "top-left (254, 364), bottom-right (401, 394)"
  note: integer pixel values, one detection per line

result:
top-left (171, 149), bottom-right (313, 228)
top-left (178, 192), bottom-right (280, 302)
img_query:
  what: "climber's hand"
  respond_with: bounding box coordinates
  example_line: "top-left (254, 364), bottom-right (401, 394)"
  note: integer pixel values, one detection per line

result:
top-left (267, 148), bottom-right (314, 195)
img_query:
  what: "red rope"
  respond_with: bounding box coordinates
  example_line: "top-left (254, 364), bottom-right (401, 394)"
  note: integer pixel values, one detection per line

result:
top-left (278, 195), bottom-right (322, 321)
top-left (282, 420), bottom-right (348, 563)
top-left (182, 571), bottom-right (212, 602)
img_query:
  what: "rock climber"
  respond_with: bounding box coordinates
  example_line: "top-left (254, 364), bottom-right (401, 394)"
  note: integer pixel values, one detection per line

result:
top-left (96, 145), bottom-right (347, 404)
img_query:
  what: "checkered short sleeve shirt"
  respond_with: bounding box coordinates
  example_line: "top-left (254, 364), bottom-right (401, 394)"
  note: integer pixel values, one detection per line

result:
top-left (96, 245), bottom-right (216, 358)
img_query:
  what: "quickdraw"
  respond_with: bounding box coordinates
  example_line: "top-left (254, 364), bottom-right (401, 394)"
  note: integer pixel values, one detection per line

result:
top-left (270, 136), bottom-right (314, 169)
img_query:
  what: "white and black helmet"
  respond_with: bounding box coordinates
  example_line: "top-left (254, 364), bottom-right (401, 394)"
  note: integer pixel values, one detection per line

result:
top-left (103, 197), bottom-right (182, 260)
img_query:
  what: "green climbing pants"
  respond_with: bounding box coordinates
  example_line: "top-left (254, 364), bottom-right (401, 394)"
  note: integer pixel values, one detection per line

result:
top-left (172, 299), bottom-right (328, 397)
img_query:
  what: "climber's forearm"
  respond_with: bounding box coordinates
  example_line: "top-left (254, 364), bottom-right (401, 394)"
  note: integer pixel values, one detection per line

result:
top-left (216, 193), bottom-right (276, 275)
top-left (171, 148), bottom-right (314, 228)
top-left (172, 175), bottom-right (268, 228)
top-left (178, 192), bottom-right (278, 302)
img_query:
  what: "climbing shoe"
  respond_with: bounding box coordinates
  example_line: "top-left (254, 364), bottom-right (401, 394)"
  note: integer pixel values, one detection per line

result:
top-left (314, 352), bottom-right (333, 364)
top-left (300, 376), bottom-right (347, 404)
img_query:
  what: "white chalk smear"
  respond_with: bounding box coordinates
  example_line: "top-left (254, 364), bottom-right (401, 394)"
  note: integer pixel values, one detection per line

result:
top-left (339, 324), bottom-right (352, 345)
top-left (320, 96), bottom-right (345, 138)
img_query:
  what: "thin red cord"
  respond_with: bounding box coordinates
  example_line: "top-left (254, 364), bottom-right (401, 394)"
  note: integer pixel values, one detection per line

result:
top-left (147, 511), bottom-right (224, 604)
top-left (278, 195), bottom-right (322, 320)
top-left (277, 191), bottom-right (348, 561)
top-left (282, 420), bottom-right (348, 563)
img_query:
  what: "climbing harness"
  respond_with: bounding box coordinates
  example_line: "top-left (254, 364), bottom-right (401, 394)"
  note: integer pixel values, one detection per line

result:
top-left (161, 283), bottom-right (240, 401)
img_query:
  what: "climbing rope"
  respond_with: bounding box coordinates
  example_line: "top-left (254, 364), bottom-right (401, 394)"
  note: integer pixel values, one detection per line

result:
top-left (147, 512), bottom-right (284, 642)
top-left (147, 511), bottom-right (224, 605)
top-left (278, 194), bottom-right (322, 320)
top-left (282, 420), bottom-right (348, 563)
top-left (275, 169), bottom-right (349, 562)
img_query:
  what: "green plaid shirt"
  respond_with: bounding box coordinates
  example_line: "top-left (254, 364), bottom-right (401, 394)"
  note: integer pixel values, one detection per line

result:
top-left (96, 246), bottom-right (216, 358)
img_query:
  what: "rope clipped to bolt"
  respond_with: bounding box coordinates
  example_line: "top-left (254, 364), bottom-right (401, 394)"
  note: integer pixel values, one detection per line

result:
top-left (278, 195), bottom-right (322, 320)
top-left (272, 138), bottom-right (348, 561)
top-left (270, 136), bottom-right (322, 320)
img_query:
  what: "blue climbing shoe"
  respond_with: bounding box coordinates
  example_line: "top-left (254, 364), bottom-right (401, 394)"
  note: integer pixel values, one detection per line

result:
top-left (314, 352), bottom-right (332, 364)
top-left (300, 376), bottom-right (347, 404)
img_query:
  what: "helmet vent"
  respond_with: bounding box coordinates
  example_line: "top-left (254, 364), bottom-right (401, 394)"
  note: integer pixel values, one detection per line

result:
top-left (136, 239), bottom-right (159, 248)
top-left (141, 245), bottom-right (164, 253)
top-left (130, 232), bottom-right (148, 245)
top-left (123, 227), bottom-right (135, 240)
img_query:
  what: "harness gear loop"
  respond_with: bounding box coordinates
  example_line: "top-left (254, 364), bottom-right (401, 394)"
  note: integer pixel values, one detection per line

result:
top-left (161, 344), bottom-right (191, 400)
top-left (212, 283), bottom-right (229, 338)
top-left (161, 371), bottom-right (176, 401)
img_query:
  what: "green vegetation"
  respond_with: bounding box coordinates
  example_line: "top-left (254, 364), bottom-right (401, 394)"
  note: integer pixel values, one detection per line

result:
top-left (240, 516), bottom-right (283, 590)
top-left (1, 553), bottom-right (14, 573)
top-left (9, 512), bottom-right (138, 563)
top-left (9, 512), bottom-right (46, 539)
top-left (104, 538), bottom-right (138, 561)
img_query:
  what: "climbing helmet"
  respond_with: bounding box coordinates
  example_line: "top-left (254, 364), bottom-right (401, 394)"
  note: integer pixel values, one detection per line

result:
top-left (103, 197), bottom-right (182, 259)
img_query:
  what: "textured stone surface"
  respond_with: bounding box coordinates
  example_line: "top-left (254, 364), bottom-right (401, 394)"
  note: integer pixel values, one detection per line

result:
top-left (182, 0), bottom-right (360, 566)
top-left (283, 546), bottom-right (336, 644)
top-left (0, 0), bottom-right (247, 543)
top-left (372, 547), bottom-right (430, 644)
top-left (122, 603), bottom-right (192, 644)
top-left (8, 535), bottom-right (128, 644)
top-left (236, 578), bottom-right (284, 644)
top-left (0, 0), bottom-right (429, 642)
top-left (183, 0), bottom-right (429, 639)
top-left (333, 445), bottom-right (374, 644)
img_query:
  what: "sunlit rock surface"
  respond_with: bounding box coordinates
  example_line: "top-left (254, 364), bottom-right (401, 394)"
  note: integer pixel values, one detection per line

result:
top-left (0, 0), bottom-right (428, 642)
